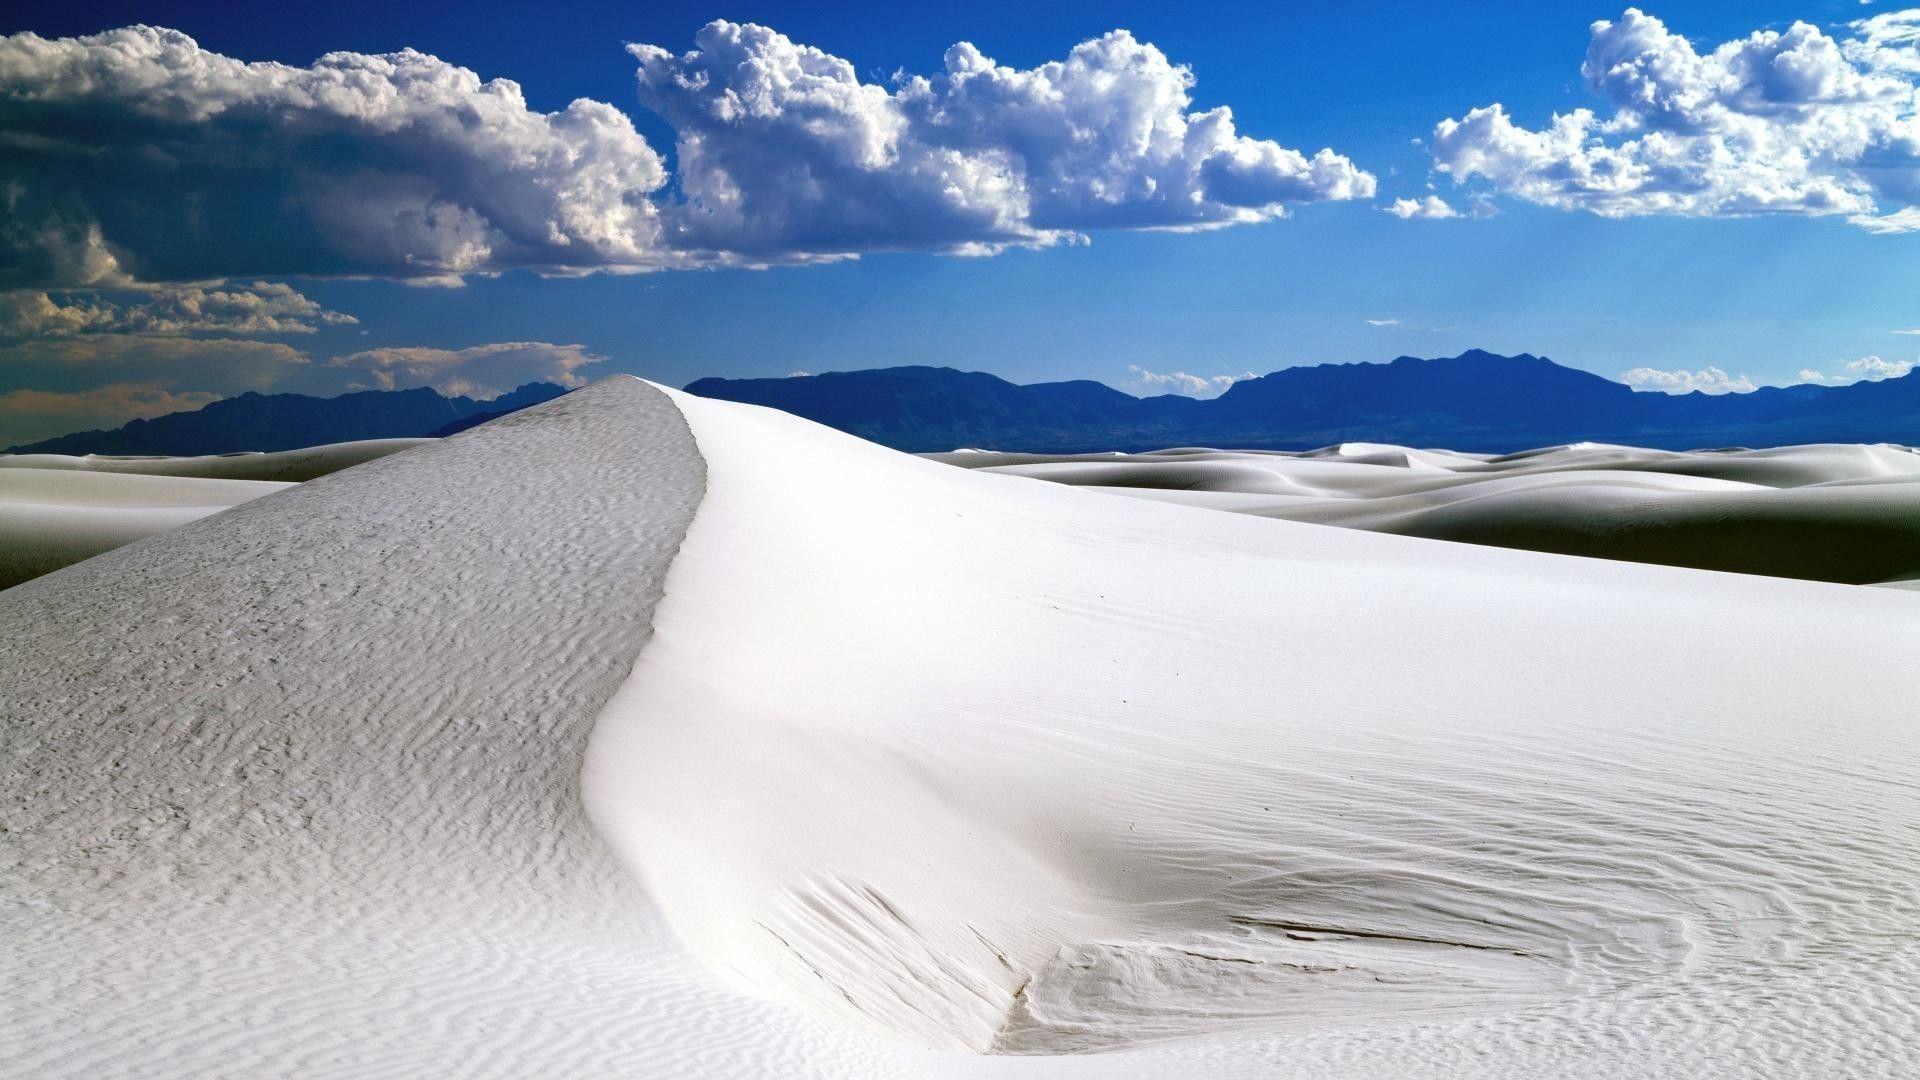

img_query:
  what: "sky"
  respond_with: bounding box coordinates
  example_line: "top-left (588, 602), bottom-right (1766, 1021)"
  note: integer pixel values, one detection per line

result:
top-left (3, 1), bottom-right (1920, 443)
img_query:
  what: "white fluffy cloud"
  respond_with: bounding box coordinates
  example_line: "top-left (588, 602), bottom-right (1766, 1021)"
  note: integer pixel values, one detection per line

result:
top-left (631, 22), bottom-right (1375, 259)
top-left (0, 283), bottom-right (355, 340)
top-left (1431, 8), bottom-right (1920, 229)
top-left (0, 25), bottom-right (670, 285)
top-left (1798, 355), bottom-right (1917, 383)
top-left (1125, 365), bottom-right (1256, 398)
top-left (1620, 365), bottom-right (1757, 394)
top-left (1384, 196), bottom-right (1460, 219)
top-left (329, 342), bottom-right (606, 397)
top-left (0, 23), bottom-right (1373, 285)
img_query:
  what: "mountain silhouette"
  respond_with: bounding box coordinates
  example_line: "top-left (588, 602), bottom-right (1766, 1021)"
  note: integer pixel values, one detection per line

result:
top-left (686, 350), bottom-right (1920, 452)
top-left (6, 383), bottom-right (569, 455)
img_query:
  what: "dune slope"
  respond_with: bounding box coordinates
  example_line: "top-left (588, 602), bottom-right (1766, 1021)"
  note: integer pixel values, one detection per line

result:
top-left (0, 468), bottom-right (291, 588)
top-left (5, 378), bottom-right (1918, 1079)
top-left (590, 391), bottom-right (1920, 1074)
top-left (0, 380), bottom-right (791, 1078)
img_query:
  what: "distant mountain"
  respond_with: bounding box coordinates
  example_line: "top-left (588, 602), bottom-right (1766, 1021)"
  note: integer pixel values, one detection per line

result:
top-left (686, 351), bottom-right (1920, 452)
top-left (6, 383), bottom-right (569, 455)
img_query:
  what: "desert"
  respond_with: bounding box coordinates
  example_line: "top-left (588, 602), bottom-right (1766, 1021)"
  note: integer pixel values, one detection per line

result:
top-left (5, 379), bottom-right (1916, 1077)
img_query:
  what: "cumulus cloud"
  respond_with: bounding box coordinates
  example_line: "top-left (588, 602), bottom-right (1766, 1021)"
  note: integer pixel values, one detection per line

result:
top-left (1125, 365), bottom-right (1256, 398)
top-left (1620, 365), bottom-right (1757, 394)
top-left (0, 25), bottom-right (670, 286)
top-left (0, 383), bottom-right (222, 445)
top-left (1798, 355), bottom-right (1916, 383)
top-left (0, 23), bottom-right (1373, 285)
top-left (328, 341), bottom-right (606, 397)
top-left (630, 22), bottom-right (1374, 259)
top-left (1430, 8), bottom-right (1920, 229)
top-left (1385, 196), bottom-right (1461, 219)
top-left (0, 283), bottom-right (354, 340)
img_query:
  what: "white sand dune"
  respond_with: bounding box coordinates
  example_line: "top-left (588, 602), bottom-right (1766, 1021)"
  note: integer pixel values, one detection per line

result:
top-left (0, 440), bottom-right (428, 587)
top-left (0, 468), bottom-right (291, 588)
top-left (0, 438), bottom-right (430, 482)
top-left (931, 442), bottom-right (1920, 584)
top-left (4, 378), bottom-right (1918, 1078)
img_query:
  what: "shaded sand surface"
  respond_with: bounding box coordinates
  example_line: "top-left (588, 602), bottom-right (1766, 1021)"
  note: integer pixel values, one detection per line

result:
top-left (0, 469), bottom-right (290, 588)
top-left (5, 379), bottom-right (1919, 1078)
top-left (0, 440), bottom-right (429, 587)
top-left (0, 438), bottom-right (430, 482)
top-left (930, 442), bottom-right (1920, 584)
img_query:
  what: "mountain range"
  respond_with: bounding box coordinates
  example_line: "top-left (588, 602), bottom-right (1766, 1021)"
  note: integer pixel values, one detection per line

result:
top-left (10, 351), bottom-right (1920, 457)
top-left (5, 383), bottom-right (569, 455)
top-left (686, 350), bottom-right (1920, 452)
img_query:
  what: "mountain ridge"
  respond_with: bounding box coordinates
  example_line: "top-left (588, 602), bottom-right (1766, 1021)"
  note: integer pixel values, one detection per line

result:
top-left (5, 383), bottom-right (570, 455)
top-left (687, 351), bottom-right (1920, 452)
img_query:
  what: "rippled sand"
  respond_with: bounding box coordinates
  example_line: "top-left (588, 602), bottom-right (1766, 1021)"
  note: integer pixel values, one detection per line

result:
top-left (0, 440), bottom-right (432, 588)
top-left (4, 380), bottom-right (1916, 1078)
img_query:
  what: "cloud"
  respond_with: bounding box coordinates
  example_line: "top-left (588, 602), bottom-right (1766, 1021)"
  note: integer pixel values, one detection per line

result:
top-left (328, 341), bottom-right (606, 397)
top-left (0, 25), bottom-right (670, 286)
top-left (1798, 354), bottom-right (1916, 383)
top-left (1620, 365), bottom-right (1757, 394)
top-left (1849, 206), bottom-right (1920, 233)
top-left (1429, 8), bottom-right (1920, 229)
top-left (0, 283), bottom-right (354, 340)
top-left (0, 383), bottom-right (223, 445)
top-left (631, 22), bottom-right (1374, 259)
top-left (1384, 196), bottom-right (1461, 219)
top-left (1364, 318), bottom-right (1402, 327)
top-left (0, 336), bottom-right (309, 394)
top-left (0, 23), bottom-right (1374, 285)
top-left (1892, 327), bottom-right (1920, 334)
top-left (1124, 365), bottom-right (1256, 399)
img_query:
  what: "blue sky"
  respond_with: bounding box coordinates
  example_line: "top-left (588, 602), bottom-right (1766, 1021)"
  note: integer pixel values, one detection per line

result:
top-left (2, 2), bottom-right (1918, 441)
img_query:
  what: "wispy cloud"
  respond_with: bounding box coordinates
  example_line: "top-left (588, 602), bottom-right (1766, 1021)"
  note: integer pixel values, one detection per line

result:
top-left (0, 383), bottom-right (223, 445)
top-left (1364, 318), bottom-right (1402, 327)
top-left (329, 342), bottom-right (606, 397)
top-left (0, 284), bottom-right (354, 341)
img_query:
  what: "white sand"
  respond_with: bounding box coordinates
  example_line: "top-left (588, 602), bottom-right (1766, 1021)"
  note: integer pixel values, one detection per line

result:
top-left (0, 438), bottom-right (430, 481)
top-left (0, 441), bottom-right (429, 587)
top-left (0, 468), bottom-right (290, 588)
top-left (5, 378), bottom-right (1918, 1078)
top-left (932, 442), bottom-right (1920, 584)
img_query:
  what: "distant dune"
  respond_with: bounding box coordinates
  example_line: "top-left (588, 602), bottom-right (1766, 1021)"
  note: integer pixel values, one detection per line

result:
top-left (3, 378), bottom-right (1917, 1077)
top-left (0, 440), bottom-right (427, 588)
top-left (932, 441), bottom-right (1920, 585)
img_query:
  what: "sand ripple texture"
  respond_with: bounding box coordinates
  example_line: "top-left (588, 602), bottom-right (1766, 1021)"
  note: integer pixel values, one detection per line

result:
top-left (0, 380), bottom-right (861, 1079)
top-left (5, 379), bottom-right (1920, 1078)
top-left (930, 441), bottom-right (1920, 584)
top-left (592, 390), bottom-right (1920, 1076)
top-left (0, 440), bottom-right (432, 588)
